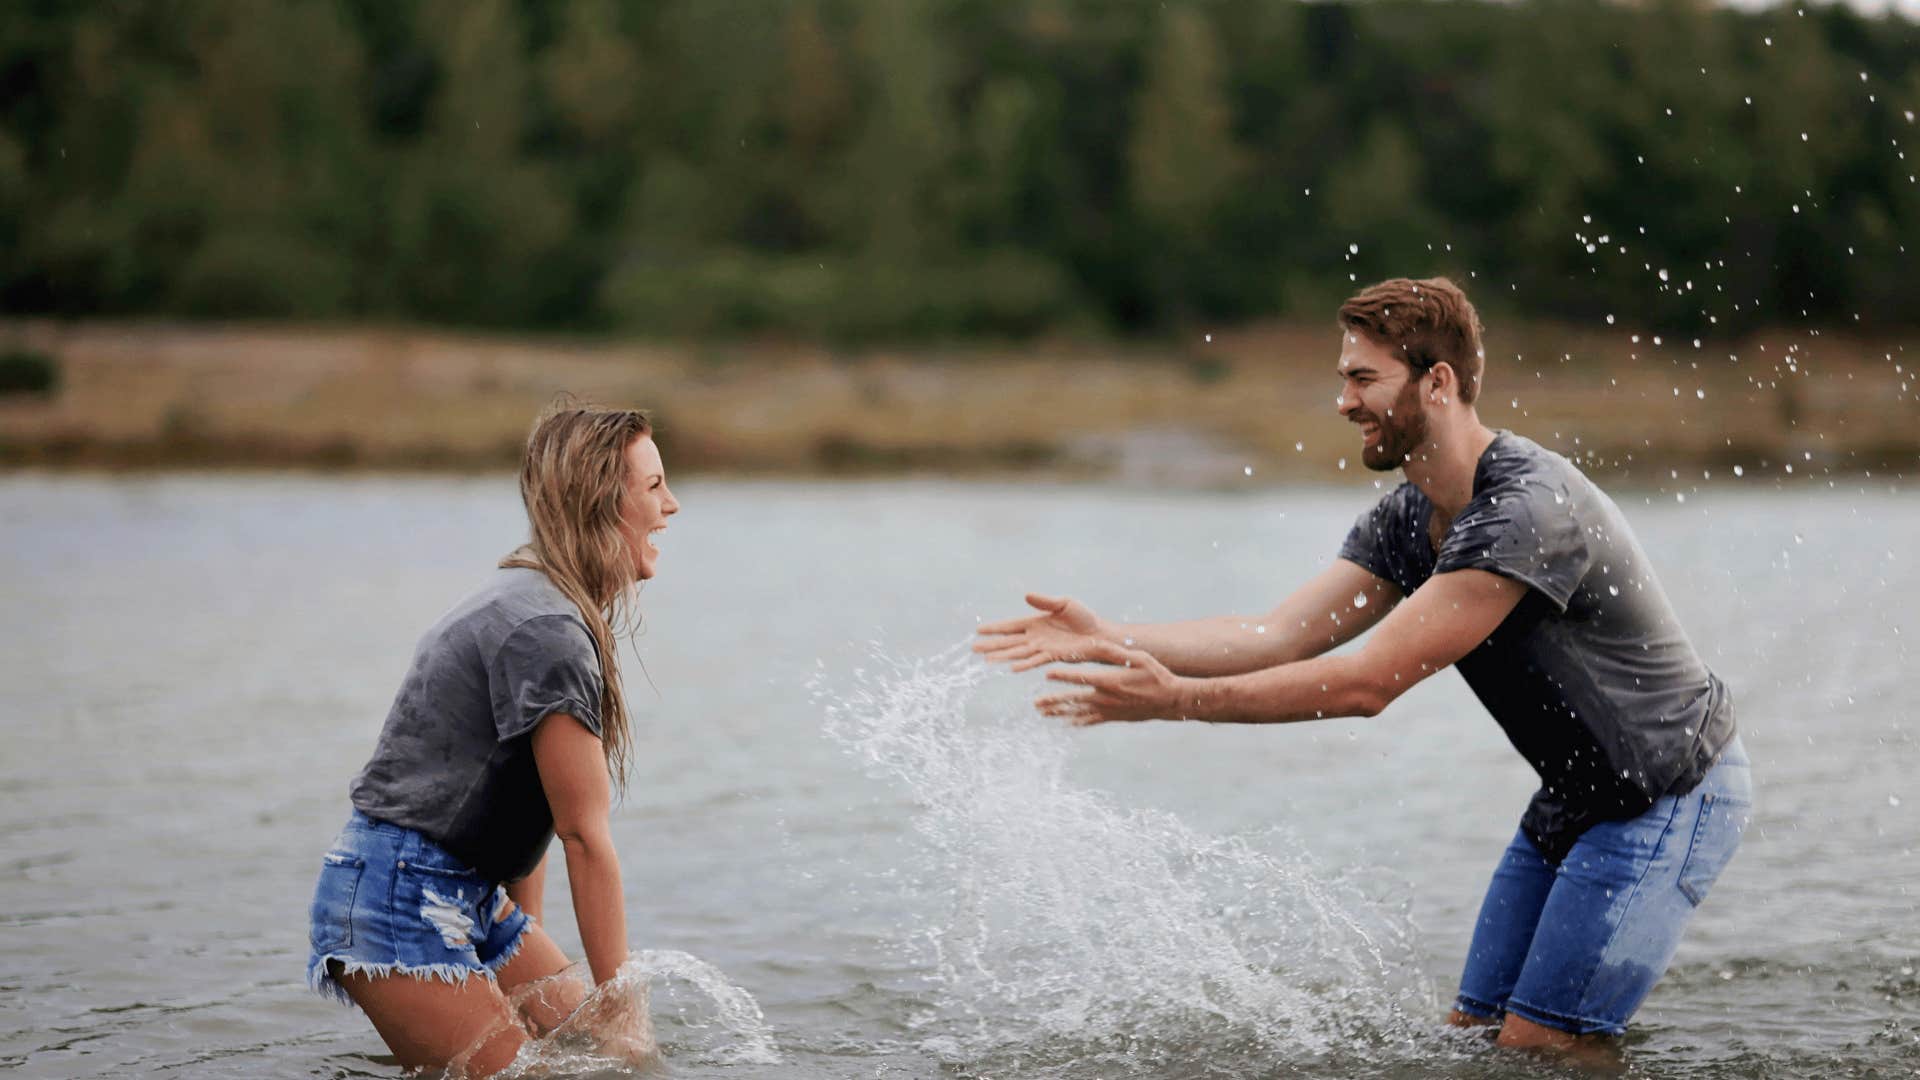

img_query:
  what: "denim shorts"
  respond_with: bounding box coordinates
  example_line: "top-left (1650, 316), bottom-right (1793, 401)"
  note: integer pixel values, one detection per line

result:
top-left (306, 810), bottom-right (532, 1006)
top-left (1454, 737), bottom-right (1753, 1036)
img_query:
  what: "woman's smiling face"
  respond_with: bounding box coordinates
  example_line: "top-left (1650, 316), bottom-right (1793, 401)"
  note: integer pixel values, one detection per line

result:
top-left (619, 434), bottom-right (678, 580)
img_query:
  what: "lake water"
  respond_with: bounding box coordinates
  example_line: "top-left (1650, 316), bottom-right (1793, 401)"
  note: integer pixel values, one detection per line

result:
top-left (1, 473), bottom-right (1915, 1078)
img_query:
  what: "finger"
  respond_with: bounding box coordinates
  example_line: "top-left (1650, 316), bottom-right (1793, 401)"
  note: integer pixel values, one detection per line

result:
top-left (1044, 668), bottom-right (1105, 687)
top-left (1085, 638), bottom-right (1158, 670)
top-left (1036, 697), bottom-right (1094, 718)
top-left (1025, 593), bottom-right (1068, 614)
top-left (977, 641), bottom-right (1037, 661)
top-left (1008, 654), bottom-right (1061, 673)
top-left (976, 615), bottom-right (1037, 636)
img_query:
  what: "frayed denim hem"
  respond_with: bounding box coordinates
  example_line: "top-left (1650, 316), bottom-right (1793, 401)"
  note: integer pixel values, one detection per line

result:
top-left (306, 953), bottom-right (497, 1008)
top-left (482, 917), bottom-right (530, 976)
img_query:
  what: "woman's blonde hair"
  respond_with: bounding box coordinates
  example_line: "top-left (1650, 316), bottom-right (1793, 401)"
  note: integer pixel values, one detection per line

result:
top-left (500, 400), bottom-right (653, 787)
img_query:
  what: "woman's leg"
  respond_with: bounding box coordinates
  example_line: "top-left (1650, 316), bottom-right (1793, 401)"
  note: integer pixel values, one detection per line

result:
top-left (334, 964), bottom-right (527, 1077)
top-left (492, 915), bottom-right (588, 1035)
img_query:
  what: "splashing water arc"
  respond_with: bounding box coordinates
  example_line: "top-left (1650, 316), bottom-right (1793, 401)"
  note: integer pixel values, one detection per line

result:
top-left (820, 646), bottom-right (1436, 1069)
top-left (450, 950), bottom-right (780, 1077)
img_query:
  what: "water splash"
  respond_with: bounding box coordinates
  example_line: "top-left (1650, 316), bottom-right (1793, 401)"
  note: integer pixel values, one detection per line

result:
top-left (820, 646), bottom-right (1436, 1074)
top-left (452, 949), bottom-right (778, 1078)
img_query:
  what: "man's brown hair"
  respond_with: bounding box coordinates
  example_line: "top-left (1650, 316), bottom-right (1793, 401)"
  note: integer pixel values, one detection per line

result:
top-left (1337, 276), bottom-right (1485, 404)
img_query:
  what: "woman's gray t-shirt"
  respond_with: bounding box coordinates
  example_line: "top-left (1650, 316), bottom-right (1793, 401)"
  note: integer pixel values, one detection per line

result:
top-left (350, 567), bottom-right (603, 883)
top-left (1339, 431), bottom-right (1736, 863)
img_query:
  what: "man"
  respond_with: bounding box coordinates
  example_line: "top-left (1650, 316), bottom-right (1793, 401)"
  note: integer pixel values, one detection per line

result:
top-left (974, 277), bottom-right (1751, 1055)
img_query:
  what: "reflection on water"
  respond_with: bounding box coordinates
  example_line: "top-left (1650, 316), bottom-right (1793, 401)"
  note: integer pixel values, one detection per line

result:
top-left (0, 475), bottom-right (1914, 1078)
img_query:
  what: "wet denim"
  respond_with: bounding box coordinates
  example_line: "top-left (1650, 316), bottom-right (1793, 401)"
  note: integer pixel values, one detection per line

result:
top-left (306, 810), bottom-right (531, 1006)
top-left (1454, 737), bottom-right (1752, 1036)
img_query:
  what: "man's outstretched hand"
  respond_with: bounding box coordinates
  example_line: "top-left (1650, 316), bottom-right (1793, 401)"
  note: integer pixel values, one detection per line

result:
top-left (1035, 639), bottom-right (1189, 726)
top-left (973, 593), bottom-right (1110, 672)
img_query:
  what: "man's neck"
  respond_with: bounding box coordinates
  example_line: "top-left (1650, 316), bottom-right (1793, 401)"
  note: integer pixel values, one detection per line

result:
top-left (1402, 416), bottom-right (1498, 518)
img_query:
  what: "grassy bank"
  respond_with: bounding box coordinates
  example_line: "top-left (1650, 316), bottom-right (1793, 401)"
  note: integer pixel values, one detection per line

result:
top-left (0, 319), bottom-right (1914, 484)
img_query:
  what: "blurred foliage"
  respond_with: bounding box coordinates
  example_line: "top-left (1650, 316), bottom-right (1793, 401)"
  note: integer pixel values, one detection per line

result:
top-left (0, 0), bottom-right (1915, 339)
top-left (0, 347), bottom-right (56, 395)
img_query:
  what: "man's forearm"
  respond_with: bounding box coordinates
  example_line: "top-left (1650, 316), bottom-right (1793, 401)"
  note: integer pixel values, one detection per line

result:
top-left (1106, 615), bottom-right (1336, 677)
top-left (1177, 653), bottom-right (1389, 723)
top-left (561, 834), bottom-right (629, 985)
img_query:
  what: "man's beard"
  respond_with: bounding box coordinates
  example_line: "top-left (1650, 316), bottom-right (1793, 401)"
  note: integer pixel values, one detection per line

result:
top-left (1360, 380), bottom-right (1430, 472)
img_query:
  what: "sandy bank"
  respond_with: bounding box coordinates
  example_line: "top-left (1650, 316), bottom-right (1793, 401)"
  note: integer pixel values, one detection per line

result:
top-left (1, 320), bottom-right (1913, 483)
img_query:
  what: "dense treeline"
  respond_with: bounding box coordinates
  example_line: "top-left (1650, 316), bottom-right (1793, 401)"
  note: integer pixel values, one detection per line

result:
top-left (1, 0), bottom-right (1916, 340)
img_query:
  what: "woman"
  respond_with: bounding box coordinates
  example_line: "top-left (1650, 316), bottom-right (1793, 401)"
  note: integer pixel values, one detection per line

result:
top-left (306, 404), bottom-right (676, 1075)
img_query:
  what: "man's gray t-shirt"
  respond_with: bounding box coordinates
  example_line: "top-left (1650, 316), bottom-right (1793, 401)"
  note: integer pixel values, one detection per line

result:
top-left (351, 567), bottom-right (603, 883)
top-left (1339, 431), bottom-right (1736, 863)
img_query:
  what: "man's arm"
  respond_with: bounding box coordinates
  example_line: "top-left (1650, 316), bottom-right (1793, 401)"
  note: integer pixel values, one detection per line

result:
top-left (1110, 560), bottom-right (1402, 676)
top-left (976, 560), bottom-right (1400, 678)
top-left (1036, 569), bottom-right (1523, 725)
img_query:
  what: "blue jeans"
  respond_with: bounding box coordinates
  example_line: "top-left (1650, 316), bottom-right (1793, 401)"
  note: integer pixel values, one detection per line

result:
top-left (1454, 737), bottom-right (1752, 1036)
top-left (306, 810), bottom-right (532, 1006)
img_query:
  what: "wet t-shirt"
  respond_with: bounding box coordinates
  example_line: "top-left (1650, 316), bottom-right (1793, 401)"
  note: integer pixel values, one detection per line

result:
top-left (1338, 431), bottom-right (1735, 863)
top-left (351, 567), bottom-right (603, 883)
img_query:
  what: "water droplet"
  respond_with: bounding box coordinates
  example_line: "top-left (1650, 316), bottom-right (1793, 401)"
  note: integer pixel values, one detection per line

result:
top-left (1892, 794), bottom-right (1904, 808)
top-left (1352, 592), bottom-right (1369, 609)
top-left (1734, 465), bottom-right (1744, 476)
top-left (1337, 458), bottom-right (1348, 470)
top-left (1349, 243), bottom-right (1360, 255)
top-left (1294, 441), bottom-right (1305, 452)
top-left (1696, 388), bottom-right (1706, 399)
top-left (1606, 314), bottom-right (1616, 325)
top-left (1244, 465), bottom-right (1253, 476)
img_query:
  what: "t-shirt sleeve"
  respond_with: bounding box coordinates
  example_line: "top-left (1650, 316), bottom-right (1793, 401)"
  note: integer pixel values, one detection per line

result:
top-left (1433, 478), bottom-right (1591, 611)
top-left (1338, 501), bottom-right (1393, 581)
top-left (1337, 487), bottom-right (1417, 595)
top-left (488, 615), bottom-right (605, 742)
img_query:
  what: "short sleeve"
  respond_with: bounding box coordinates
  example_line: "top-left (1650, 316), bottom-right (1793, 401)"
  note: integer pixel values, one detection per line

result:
top-left (488, 615), bottom-right (604, 742)
top-left (1337, 485), bottom-right (1427, 596)
top-left (1433, 479), bottom-right (1591, 611)
top-left (1338, 503), bottom-right (1393, 582)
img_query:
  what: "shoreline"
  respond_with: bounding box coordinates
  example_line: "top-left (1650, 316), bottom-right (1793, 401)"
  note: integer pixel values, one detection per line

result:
top-left (2, 318), bottom-right (1914, 483)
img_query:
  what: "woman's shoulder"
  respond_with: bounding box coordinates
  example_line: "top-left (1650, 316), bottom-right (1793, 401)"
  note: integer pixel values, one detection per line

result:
top-left (431, 568), bottom-right (594, 654)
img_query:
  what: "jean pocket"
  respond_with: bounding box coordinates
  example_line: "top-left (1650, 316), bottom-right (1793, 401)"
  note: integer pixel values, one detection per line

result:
top-left (309, 852), bottom-right (366, 952)
top-left (1677, 792), bottom-right (1751, 906)
top-left (395, 861), bottom-right (489, 953)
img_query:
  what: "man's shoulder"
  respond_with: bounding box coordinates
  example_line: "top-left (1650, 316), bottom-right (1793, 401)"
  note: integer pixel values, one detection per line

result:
top-left (1473, 431), bottom-right (1597, 511)
top-left (1481, 431), bottom-right (1586, 486)
top-left (1364, 479), bottom-right (1429, 518)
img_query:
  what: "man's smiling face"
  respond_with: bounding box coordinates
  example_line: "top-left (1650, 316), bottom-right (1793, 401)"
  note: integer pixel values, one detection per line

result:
top-left (1335, 330), bottom-right (1432, 472)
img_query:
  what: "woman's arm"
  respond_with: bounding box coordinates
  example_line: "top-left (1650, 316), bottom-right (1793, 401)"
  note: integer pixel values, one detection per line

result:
top-left (531, 714), bottom-right (629, 986)
top-left (505, 851), bottom-right (547, 924)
